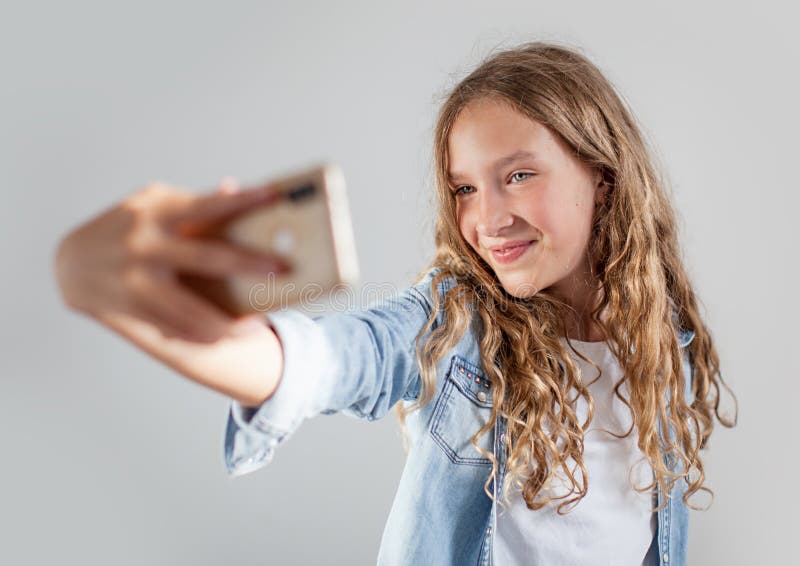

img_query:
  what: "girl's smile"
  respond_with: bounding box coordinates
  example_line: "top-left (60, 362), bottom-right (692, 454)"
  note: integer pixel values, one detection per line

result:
top-left (447, 96), bottom-right (607, 310)
top-left (490, 239), bottom-right (536, 263)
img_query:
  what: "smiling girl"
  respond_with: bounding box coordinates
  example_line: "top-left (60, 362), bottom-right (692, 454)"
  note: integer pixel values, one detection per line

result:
top-left (55, 41), bottom-right (736, 565)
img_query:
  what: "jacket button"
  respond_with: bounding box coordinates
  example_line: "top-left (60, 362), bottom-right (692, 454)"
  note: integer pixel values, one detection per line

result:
top-left (477, 391), bottom-right (487, 402)
top-left (487, 527), bottom-right (492, 536)
top-left (663, 553), bottom-right (669, 562)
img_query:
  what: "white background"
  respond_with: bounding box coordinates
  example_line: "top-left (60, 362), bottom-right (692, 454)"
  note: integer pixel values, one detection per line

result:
top-left (2, 1), bottom-right (796, 564)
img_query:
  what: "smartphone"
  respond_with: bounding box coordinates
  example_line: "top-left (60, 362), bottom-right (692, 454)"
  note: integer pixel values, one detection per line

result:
top-left (178, 163), bottom-right (359, 315)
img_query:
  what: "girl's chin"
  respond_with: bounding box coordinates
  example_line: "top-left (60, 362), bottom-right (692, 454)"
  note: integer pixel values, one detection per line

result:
top-left (499, 276), bottom-right (540, 299)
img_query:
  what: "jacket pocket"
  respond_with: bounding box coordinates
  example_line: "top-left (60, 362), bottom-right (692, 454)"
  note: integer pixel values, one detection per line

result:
top-left (429, 355), bottom-right (494, 467)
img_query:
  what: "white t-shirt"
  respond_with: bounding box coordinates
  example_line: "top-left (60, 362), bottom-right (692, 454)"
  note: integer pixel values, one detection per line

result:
top-left (493, 338), bottom-right (657, 565)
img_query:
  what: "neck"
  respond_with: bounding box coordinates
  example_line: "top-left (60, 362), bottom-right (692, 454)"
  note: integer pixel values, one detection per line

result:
top-left (564, 312), bottom-right (607, 342)
top-left (550, 274), bottom-right (607, 343)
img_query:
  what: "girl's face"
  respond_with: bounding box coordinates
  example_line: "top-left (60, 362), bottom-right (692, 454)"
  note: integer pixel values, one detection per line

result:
top-left (447, 97), bottom-right (606, 308)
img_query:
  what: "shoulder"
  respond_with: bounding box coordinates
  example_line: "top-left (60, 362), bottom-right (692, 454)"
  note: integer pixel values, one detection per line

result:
top-left (408, 265), bottom-right (459, 314)
top-left (408, 268), bottom-right (698, 350)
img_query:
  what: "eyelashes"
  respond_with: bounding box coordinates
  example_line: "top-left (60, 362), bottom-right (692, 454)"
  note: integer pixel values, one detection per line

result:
top-left (450, 172), bottom-right (535, 196)
top-left (453, 185), bottom-right (476, 196)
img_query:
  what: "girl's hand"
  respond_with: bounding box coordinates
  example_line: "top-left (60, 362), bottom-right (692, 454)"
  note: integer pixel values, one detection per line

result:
top-left (52, 178), bottom-right (290, 406)
top-left (54, 178), bottom-right (288, 341)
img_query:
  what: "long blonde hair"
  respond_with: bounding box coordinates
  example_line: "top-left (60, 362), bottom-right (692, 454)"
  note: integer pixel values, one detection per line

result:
top-left (397, 40), bottom-right (737, 513)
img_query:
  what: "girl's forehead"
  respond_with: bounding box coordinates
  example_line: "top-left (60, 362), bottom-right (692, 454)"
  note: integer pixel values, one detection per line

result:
top-left (454, 96), bottom-right (531, 126)
top-left (449, 100), bottom-right (551, 147)
top-left (447, 107), bottom-right (558, 166)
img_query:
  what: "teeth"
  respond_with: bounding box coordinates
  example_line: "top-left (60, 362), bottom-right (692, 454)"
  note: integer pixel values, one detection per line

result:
top-left (490, 241), bottom-right (535, 254)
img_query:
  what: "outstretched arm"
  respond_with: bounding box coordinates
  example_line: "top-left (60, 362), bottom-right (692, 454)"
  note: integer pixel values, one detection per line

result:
top-left (53, 180), bottom-right (290, 407)
top-left (224, 269), bottom-right (441, 476)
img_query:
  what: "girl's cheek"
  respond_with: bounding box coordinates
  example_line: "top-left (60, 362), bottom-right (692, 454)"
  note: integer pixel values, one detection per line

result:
top-left (457, 214), bottom-right (475, 245)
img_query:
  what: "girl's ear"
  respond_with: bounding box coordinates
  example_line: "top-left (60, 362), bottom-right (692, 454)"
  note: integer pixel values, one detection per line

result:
top-left (594, 170), bottom-right (609, 208)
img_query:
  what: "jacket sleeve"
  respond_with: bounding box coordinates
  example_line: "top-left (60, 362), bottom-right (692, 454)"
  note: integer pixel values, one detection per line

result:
top-left (223, 271), bottom-right (441, 477)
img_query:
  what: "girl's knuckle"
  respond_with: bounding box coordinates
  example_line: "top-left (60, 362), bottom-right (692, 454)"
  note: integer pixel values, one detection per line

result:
top-left (143, 181), bottom-right (169, 194)
top-left (120, 266), bottom-right (148, 293)
top-left (125, 186), bottom-right (167, 215)
top-left (123, 222), bottom-right (162, 260)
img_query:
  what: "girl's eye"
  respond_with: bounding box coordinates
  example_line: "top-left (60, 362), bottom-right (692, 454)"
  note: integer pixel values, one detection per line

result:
top-left (451, 173), bottom-right (532, 196)
top-left (510, 172), bottom-right (533, 183)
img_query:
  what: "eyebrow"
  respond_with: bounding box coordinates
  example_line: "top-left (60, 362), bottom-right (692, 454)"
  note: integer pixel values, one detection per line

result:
top-left (447, 150), bottom-right (539, 182)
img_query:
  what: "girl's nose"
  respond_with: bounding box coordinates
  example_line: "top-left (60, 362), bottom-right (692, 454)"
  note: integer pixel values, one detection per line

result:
top-left (476, 188), bottom-right (513, 237)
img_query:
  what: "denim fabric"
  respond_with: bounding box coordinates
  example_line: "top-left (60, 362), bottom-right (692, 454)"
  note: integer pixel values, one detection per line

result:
top-left (224, 267), bottom-right (696, 566)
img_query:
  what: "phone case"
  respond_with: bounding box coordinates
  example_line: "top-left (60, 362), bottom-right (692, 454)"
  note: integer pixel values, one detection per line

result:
top-left (178, 163), bottom-right (359, 316)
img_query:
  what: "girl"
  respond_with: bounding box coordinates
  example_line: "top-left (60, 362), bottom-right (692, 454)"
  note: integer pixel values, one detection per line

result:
top-left (54, 41), bottom-right (736, 565)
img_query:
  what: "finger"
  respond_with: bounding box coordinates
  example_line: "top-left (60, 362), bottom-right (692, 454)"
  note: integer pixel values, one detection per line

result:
top-left (134, 269), bottom-right (235, 341)
top-left (161, 183), bottom-right (283, 233)
top-left (126, 297), bottom-right (198, 341)
top-left (135, 288), bottom-right (269, 343)
top-left (143, 236), bottom-right (291, 277)
top-left (96, 298), bottom-right (205, 348)
top-left (106, 266), bottom-right (220, 342)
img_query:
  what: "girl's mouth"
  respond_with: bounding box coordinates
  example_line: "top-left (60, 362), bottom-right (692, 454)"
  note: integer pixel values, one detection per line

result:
top-left (491, 240), bottom-right (535, 264)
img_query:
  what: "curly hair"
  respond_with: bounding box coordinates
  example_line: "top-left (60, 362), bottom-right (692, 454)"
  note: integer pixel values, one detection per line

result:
top-left (396, 40), bottom-right (737, 514)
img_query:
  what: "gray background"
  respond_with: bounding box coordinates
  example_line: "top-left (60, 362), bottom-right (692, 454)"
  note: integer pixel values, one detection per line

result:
top-left (2, 0), bottom-right (797, 564)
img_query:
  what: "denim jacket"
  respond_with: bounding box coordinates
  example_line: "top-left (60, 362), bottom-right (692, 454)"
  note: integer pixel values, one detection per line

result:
top-left (224, 267), bottom-right (696, 566)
